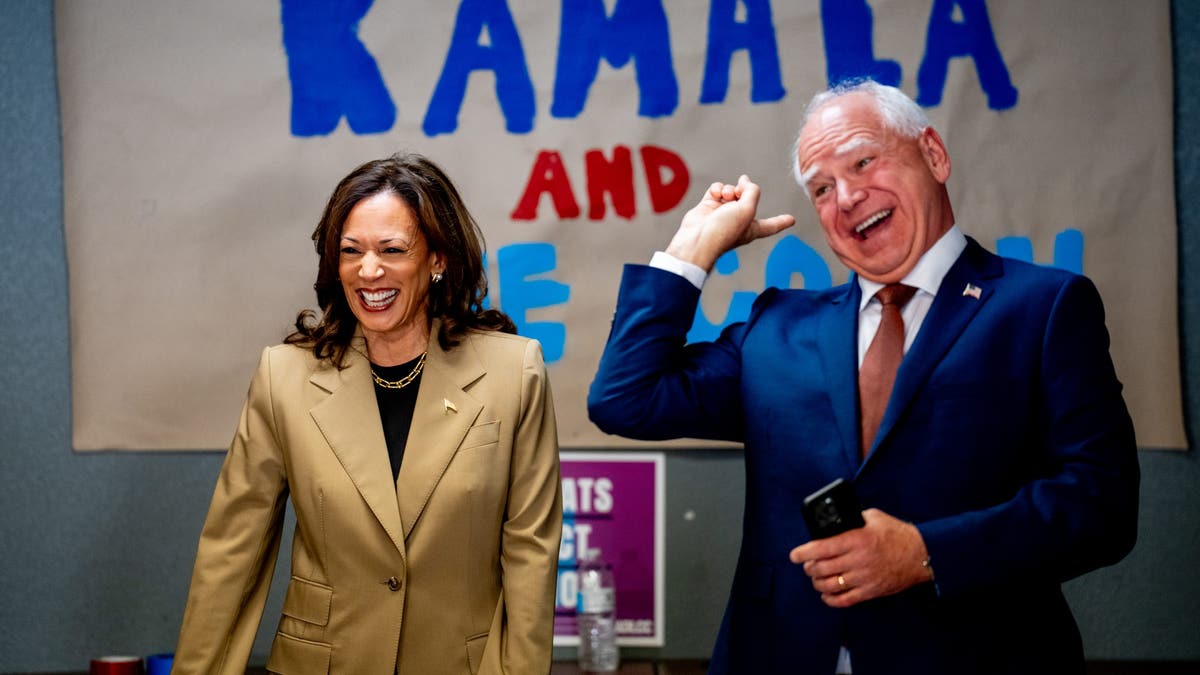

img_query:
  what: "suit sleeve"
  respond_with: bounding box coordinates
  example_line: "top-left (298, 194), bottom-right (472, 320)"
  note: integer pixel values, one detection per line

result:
top-left (917, 275), bottom-right (1140, 596)
top-left (588, 264), bottom-right (753, 442)
top-left (173, 347), bottom-right (289, 674)
top-left (483, 339), bottom-right (563, 674)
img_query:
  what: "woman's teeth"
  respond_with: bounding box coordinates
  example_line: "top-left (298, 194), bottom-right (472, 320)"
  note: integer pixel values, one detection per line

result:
top-left (360, 289), bottom-right (398, 309)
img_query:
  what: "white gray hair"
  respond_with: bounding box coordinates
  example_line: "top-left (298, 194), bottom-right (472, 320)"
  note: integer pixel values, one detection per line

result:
top-left (791, 79), bottom-right (932, 197)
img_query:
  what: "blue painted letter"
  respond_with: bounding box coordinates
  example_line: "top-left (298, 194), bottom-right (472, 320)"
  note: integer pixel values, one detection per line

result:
top-left (819, 0), bottom-right (901, 87)
top-left (917, 0), bottom-right (1017, 109)
top-left (764, 236), bottom-right (832, 290)
top-left (688, 238), bottom-right (833, 342)
top-left (281, 0), bottom-right (396, 136)
top-left (424, 0), bottom-right (536, 136)
top-left (700, 0), bottom-right (786, 104)
top-left (995, 229), bottom-right (1083, 274)
top-left (687, 251), bottom-right (758, 343)
top-left (497, 243), bottom-right (571, 362)
top-left (551, 0), bottom-right (678, 119)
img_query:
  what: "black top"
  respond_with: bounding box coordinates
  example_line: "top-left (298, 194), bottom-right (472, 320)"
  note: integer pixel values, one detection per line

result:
top-left (370, 353), bottom-right (424, 481)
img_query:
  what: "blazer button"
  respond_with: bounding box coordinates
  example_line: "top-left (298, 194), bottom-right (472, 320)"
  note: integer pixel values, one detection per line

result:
top-left (386, 576), bottom-right (401, 592)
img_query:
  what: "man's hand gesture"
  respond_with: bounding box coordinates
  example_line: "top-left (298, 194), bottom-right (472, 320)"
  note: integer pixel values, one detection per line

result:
top-left (665, 175), bottom-right (795, 271)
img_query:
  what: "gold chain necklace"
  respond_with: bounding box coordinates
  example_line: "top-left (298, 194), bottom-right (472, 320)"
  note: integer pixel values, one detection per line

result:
top-left (371, 352), bottom-right (427, 389)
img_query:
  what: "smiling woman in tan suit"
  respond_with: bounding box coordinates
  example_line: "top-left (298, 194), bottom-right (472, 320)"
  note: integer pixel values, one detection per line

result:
top-left (173, 153), bottom-right (563, 674)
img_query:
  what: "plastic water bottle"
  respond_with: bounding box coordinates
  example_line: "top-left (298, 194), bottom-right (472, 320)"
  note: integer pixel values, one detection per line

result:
top-left (576, 553), bottom-right (619, 673)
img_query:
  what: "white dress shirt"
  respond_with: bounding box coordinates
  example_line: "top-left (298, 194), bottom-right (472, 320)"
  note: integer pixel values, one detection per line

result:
top-left (854, 226), bottom-right (966, 364)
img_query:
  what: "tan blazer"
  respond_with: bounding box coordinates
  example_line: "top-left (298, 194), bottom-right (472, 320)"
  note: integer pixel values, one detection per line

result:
top-left (173, 326), bottom-right (562, 674)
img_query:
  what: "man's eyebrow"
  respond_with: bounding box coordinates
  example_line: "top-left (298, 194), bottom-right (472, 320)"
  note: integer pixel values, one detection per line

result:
top-left (835, 137), bottom-right (876, 156)
top-left (800, 138), bottom-right (882, 186)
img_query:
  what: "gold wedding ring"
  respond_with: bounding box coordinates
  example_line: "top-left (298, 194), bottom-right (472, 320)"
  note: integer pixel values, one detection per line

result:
top-left (837, 575), bottom-right (846, 587)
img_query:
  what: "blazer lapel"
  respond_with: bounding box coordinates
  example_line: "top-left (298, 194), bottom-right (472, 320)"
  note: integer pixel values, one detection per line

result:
top-left (816, 282), bottom-right (863, 470)
top-left (395, 327), bottom-right (484, 540)
top-left (308, 341), bottom-right (407, 558)
top-left (868, 239), bottom-right (1002, 461)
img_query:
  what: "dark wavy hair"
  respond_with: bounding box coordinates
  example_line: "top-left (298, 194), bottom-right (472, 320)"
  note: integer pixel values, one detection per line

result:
top-left (285, 152), bottom-right (515, 367)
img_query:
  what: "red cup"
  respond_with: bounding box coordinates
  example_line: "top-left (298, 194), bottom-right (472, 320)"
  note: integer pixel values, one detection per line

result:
top-left (90, 656), bottom-right (145, 675)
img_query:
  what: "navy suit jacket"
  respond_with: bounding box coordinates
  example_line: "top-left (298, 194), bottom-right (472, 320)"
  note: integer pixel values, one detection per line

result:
top-left (588, 239), bottom-right (1138, 675)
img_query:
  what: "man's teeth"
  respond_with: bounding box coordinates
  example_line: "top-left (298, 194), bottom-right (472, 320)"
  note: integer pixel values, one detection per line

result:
top-left (855, 209), bottom-right (892, 235)
top-left (361, 289), bottom-right (398, 307)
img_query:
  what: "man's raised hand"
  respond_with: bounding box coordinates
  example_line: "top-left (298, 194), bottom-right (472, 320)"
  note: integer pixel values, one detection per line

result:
top-left (665, 175), bottom-right (794, 271)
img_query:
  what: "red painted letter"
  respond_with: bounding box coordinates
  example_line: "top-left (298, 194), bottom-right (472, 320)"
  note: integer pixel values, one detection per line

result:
top-left (585, 145), bottom-right (636, 220)
top-left (510, 150), bottom-right (581, 220)
top-left (641, 145), bottom-right (690, 213)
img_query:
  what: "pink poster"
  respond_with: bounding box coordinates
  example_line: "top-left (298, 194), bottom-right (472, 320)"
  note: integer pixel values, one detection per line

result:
top-left (554, 452), bottom-right (665, 646)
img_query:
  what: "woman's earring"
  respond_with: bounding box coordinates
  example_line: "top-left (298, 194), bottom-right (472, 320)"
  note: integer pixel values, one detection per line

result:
top-left (432, 272), bottom-right (444, 283)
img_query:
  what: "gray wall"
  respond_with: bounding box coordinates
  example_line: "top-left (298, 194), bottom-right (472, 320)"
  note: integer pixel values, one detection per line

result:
top-left (1, 2), bottom-right (1197, 671)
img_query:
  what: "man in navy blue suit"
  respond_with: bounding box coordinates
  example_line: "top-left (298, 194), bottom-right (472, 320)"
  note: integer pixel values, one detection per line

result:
top-left (588, 80), bottom-right (1139, 674)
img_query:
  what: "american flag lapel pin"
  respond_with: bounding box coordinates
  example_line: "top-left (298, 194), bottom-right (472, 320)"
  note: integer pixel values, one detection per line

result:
top-left (962, 283), bottom-right (982, 300)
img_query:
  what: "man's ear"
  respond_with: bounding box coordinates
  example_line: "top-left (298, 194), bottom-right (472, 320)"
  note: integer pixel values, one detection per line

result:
top-left (920, 127), bottom-right (951, 184)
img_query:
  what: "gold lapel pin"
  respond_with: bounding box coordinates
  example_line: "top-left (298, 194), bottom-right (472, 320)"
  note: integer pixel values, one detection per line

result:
top-left (443, 398), bottom-right (458, 414)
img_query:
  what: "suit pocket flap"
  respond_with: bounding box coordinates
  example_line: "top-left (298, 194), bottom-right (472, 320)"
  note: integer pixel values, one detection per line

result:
top-left (267, 632), bottom-right (331, 674)
top-left (461, 420), bottom-right (500, 449)
top-left (281, 576), bottom-right (332, 626)
top-left (466, 631), bottom-right (489, 674)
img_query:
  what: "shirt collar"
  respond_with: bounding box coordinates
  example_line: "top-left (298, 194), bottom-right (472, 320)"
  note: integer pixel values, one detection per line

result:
top-left (858, 225), bottom-right (967, 310)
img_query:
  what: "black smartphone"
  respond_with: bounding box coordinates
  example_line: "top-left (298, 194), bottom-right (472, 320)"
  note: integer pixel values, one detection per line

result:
top-left (802, 478), bottom-right (865, 538)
